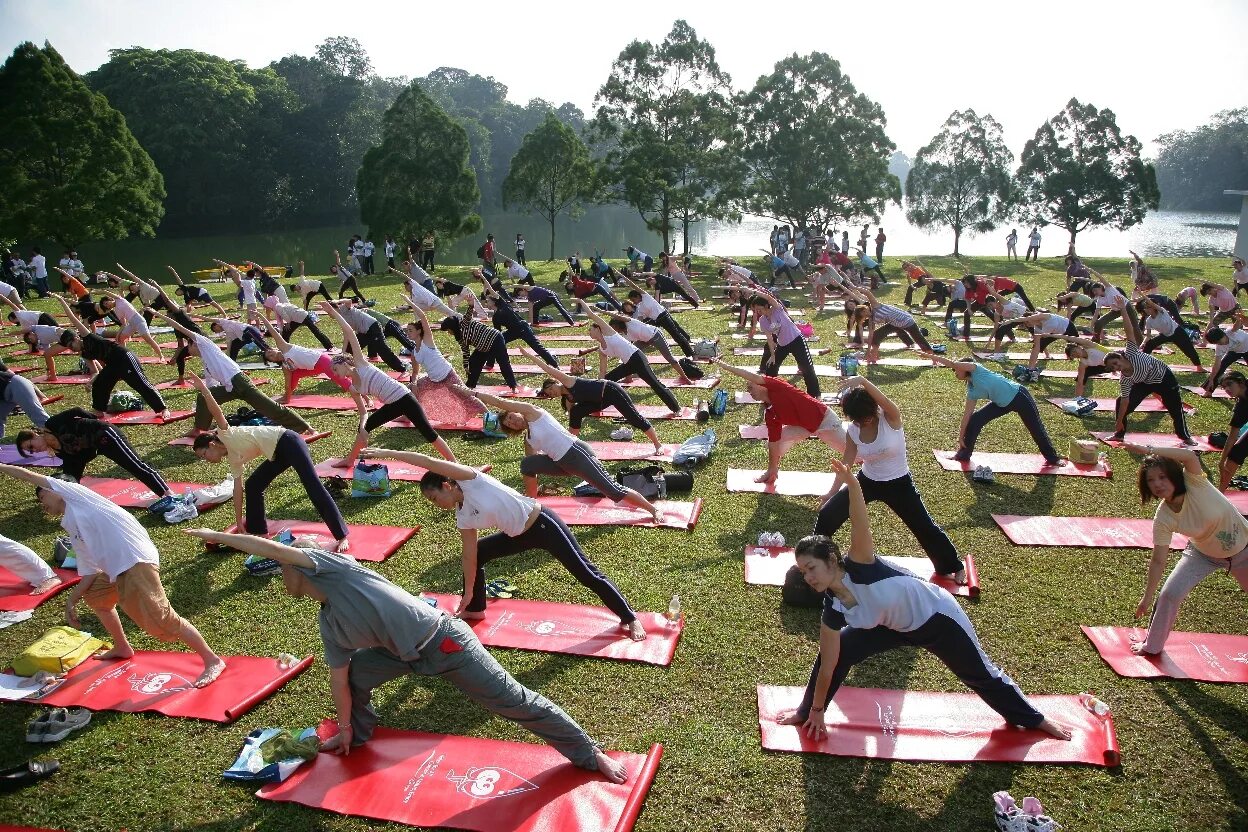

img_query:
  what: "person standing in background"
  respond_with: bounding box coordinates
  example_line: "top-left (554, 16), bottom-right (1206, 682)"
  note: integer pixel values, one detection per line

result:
top-left (384, 236), bottom-right (396, 270)
top-left (362, 238), bottom-right (375, 275)
top-left (859, 223), bottom-right (870, 252)
top-left (28, 247), bottom-right (48, 298)
top-left (1006, 229), bottom-right (1019, 261)
top-left (422, 232), bottom-right (436, 270)
top-left (351, 236), bottom-right (366, 272)
top-left (841, 230), bottom-right (850, 256)
top-left (515, 233), bottom-right (527, 266)
top-left (769, 225), bottom-right (779, 256)
top-left (874, 228), bottom-right (886, 263)
top-left (1026, 227), bottom-right (1041, 262)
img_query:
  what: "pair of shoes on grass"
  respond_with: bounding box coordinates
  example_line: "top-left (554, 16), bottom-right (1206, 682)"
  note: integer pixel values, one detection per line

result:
top-left (485, 579), bottom-right (518, 600)
top-left (26, 708), bottom-right (91, 743)
top-left (994, 792), bottom-right (1059, 831)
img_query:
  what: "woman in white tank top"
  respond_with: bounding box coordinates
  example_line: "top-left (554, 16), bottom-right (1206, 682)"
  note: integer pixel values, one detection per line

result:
top-left (404, 304), bottom-right (485, 424)
top-left (813, 376), bottom-right (966, 584)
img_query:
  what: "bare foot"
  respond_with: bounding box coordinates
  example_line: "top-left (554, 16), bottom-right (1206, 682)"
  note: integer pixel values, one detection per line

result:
top-left (94, 646), bottom-right (135, 661)
top-left (330, 457), bottom-right (354, 469)
top-left (276, 395), bottom-right (291, 404)
top-left (1037, 717), bottom-right (1072, 740)
top-left (1130, 640), bottom-right (1156, 656)
top-left (594, 751), bottom-right (628, 784)
top-left (775, 710), bottom-right (805, 726)
top-left (29, 576), bottom-right (63, 595)
top-left (195, 657), bottom-right (227, 687)
top-left (334, 538), bottom-right (350, 553)
top-left (625, 619), bottom-right (647, 641)
top-left (754, 470), bottom-right (778, 484)
top-left (158, 410), bottom-right (171, 420)
top-left (459, 610), bottom-right (487, 621)
top-left (652, 444), bottom-right (663, 454)
top-left (949, 569), bottom-right (968, 586)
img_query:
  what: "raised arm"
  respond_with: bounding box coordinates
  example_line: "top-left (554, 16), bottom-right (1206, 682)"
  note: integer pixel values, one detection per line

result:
top-left (188, 373), bottom-right (230, 431)
top-left (1119, 295), bottom-right (1142, 345)
top-left (711, 356), bottom-right (765, 384)
top-left (52, 294), bottom-right (90, 335)
top-left (149, 309), bottom-right (200, 340)
top-left (166, 265), bottom-right (187, 287)
top-left (576, 298), bottom-right (608, 329)
top-left (919, 351), bottom-right (976, 374)
top-left (840, 376), bottom-right (901, 426)
top-left (180, 528), bottom-right (315, 568)
top-left (358, 447), bottom-right (478, 480)
top-left (259, 315), bottom-right (291, 351)
top-left (1123, 443), bottom-right (1203, 474)
top-left (830, 457), bottom-right (874, 563)
top-left (465, 386), bottom-right (540, 418)
top-left (0, 462), bottom-right (54, 489)
top-left (114, 263), bottom-right (141, 283)
top-left (519, 347), bottom-right (576, 387)
top-left (320, 301), bottom-right (366, 366)
top-left (410, 303), bottom-right (435, 348)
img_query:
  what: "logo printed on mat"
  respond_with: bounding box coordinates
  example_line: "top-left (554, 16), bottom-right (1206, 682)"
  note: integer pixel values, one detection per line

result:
top-left (446, 766), bottom-right (538, 800)
top-left (876, 702), bottom-right (897, 736)
top-left (1192, 642), bottom-right (1229, 675)
top-left (522, 619), bottom-right (580, 637)
top-left (1228, 653), bottom-right (1248, 665)
top-left (127, 671), bottom-right (193, 694)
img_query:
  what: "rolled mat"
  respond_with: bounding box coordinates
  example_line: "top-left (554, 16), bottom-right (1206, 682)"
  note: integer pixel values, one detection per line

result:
top-left (743, 547), bottom-right (979, 597)
top-left (537, 496), bottom-right (702, 530)
top-left (0, 445), bottom-right (61, 467)
top-left (212, 519), bottom-right (417, 562)
top-left (99, 410), bottom-right (194, 426)
top-left (584, 442), bottom-right (679, 462)
top-left (992, 514), bottom-right (1186, 549)
top-left (313, 458), bottom-right (492, 482)
top-left (727, 469), bottom-right (836, 495)
top-left (80, 476), bottom-right (227, 509)
top-left (5, 365), bottom-right (36, 375)
top-left (1081, 626), bottom-right (1248, 683)
top-left (757, 685), bottom-right (1120, 766)
top-left (932, 450), bottom-right (1112, 478)
top-left (1090, 431), bottom-right (1219, 453)
top-left (0, 567), bottom-right (79, 613)
top-left (1182, 385), bottom-right (1231, 398)
top-left (1045, 396), bottom-right (1194, 414)
top-left (26, 651), bottom-right (313, 722)
top-left (16, 394), bottom-right (63, 410)
top-left (167, 429), bottom-right (330, 448)
top-left (592, 405), bottom-right (699, 420)
top-left (258, 724), bottom-right (663, 832)
top-left (425, 594), bottom-right (683, 665)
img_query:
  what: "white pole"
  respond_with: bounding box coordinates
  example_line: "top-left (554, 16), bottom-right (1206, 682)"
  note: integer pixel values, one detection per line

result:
top-left (1225, 190), bottom-right (1248, 259)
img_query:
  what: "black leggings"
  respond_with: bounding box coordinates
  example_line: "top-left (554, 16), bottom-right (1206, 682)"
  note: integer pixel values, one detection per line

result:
top-left (467, 338), bottom-right (518, 389)
top-left (59, 425), bottom-right (169, 497)
top-left (962, 386), bottom-right (1059, 462)
top-left (302, 284), bottom-right (333, 310)
top-left (228, 326), bottom-right (272, 360)
top-left (360, 324), bottom-right (405, 373)
top-left (363, 394), bottom-right (439, 442)
top-left (655, 274), bottom-right (696, 306)
top-left (649, 310), bottom-right (692, 356)
top-left (468, 507), bottom-right (634, 622)
top-left (795, 612), bottom-right (1043, 728)
top-left (568, 382), bottom-right (652, 431)
top-left (245, 430), bottom-right (347, 541)
top-left (814, 471), bottom-right (962, 575)
top-left (606, 351), bottom-right (680, 411)
top-left (1210, 351), bottom-right (1248, 386)
top-left (381, 319), bottom-right (417, 352)
top-left (1121, 373), bottom-right (1192, 441)
top-left (760, 337), bottom-right (821, 397)
top-left (871, 322), bottom-right (933, 352)
top-left (531, 296), bottom-right (575, 326)
top-left (1143, 329), bottom-right (1202, 367)
top-left (1094, 309), bottom-right (1122, 339)
top-left (91, 351), bottom-right (166, 413)
top-left (338, 275), bottom-right (366, 303)
top-left (283, 318), bottom-right (333, 351)
top-left (502, 323), bottom-right (558, 366)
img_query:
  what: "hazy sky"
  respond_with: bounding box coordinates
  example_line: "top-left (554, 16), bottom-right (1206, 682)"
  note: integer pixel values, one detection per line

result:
top-left (3, 0), bottom-right (1244, 160)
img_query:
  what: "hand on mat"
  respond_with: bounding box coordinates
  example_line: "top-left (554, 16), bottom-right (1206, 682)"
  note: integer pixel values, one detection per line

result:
top-left (321, 724), bottom-right (353, 756)
top-left (778, 709), bottom-right (827, 739)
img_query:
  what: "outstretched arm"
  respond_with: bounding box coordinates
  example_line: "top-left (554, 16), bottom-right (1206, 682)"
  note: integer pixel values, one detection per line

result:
top-left (149, 309), bottom-right (200, 340)
top-left (919, 351), bottom-right (976, 375)
top-left (519, 347), bottom-right (576, 387)
top-left (1052, 332), bottom-right (1099, 351)
top-left (259, 315), bottom-right (291, 351)
top-left (0, 462), bottom-right (53, 489)
top-left (51, 294), bottom-right (90, 335)
top-left (711, 356), bottom-right (765, 384)
top-left (466, 387), bottom-right (540, 419)
top-left (180, 528), bottom-right (315, 568)
top-left (1119, 295), bottom-right (1142, 346)
top-left (1123, 443), bottom-right (1203, 473)
top-left (576, 298), bottom-right (608, 328)
top-left (320, 301), bottom-right (366, 367)
top-left (358, 447), bottom-right (478, 480)
top-left (188, 374), bottom-right (229, 431)
top-left (166, 265), bottom-right (187, 288)
top-left (830, 457), bottom-right (874, 563)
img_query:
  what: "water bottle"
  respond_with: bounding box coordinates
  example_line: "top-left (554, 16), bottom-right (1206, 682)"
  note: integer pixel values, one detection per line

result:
top-left (665, 594), bottom-right (682, 623)
top-left (277, 652), bottom-right (297, 670)
top-left (1079, 691), bottom-right (1110, 718)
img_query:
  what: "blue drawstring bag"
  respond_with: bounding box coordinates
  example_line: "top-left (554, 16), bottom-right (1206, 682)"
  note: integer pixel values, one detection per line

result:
top-left (351, 461), bottom-right (391, 498)
top-left (673, 428), bottom-right (716, 467)
top-left (223, 727), bottom-right (319, 783)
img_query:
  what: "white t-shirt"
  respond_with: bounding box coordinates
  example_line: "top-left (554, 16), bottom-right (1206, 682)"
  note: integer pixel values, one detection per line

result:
top-left (600, 332), bottom-right (637, 362)
top-left (273, 302), bottom-right (308, 324)
top-left (1037, 313), bottom-right (1069, 336)
top-left (13, 310), bottom-right (41, 330)
top-left (1094, 287), bottom-right (1125, 309)
top-left (527, 410), bottom-right (577, 460)
top-left (385, 241), bottom-right (396, 257)
top-left (406, 280), bottom-right (444, 311)
top-left (1001, 298), bottom-right (1027, 319)
top-left (31, 255), bottom-right (46, 279)
top-left (456, 472), bottom-right (537, 536)
top-left (516, 238), bottom-right (526, 251)
top-left (1146, 310), bottom-right (1178, 337)
top-left (1219, 330), bottom-right (1248, 355)
top-left (1029, 231), bottom-right (1041, 246)
top-left (30, 324), bottom-right (62, 349)
top-left (214, 319), bottom-right (248, 341)
top-left (48, 479), bottom-right (158, 581)
top-left (1234, 267), bottom-right (1248, 287)
top-left (363, 241), bottom-right (375, 256)
top-left (283, 344), bottom-right (325, 371)
top-left (949, 281), bottom-right (967, 302)
top-left (781, 251), bottom-right (801, 268)
top-left (1083, 347), bottom-right (1107, 368)
top-left (352, 241), bottom-right (366, 257)
top-left (194, 333), bottom-right (242, 390)
top-left (507, 262), bottom-right (530, 281)
top-left (623, 318), bottom-right (659, 343)
top-left (296, 278), bottom-right (322, 296)
top-left (112, 296), bottom-right (141, 324)
top-left (239, 278), bottom-right (257, 305)
top-left (412, 342), bottom-right (452, 383)
top-left (408, 263), bottom-right (432, 285)
top-left (634, 293), bottom-right (665, 320)
top-left (847, 416), bottom-right (909, 481)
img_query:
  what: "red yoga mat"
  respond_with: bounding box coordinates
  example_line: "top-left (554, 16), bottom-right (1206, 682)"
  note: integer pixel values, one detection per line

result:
top-left (593, 405), bottom-right (699, 420)
top-left (167, 429), bottom-right (331, 448)
top-left (78, 476), bottom-right (227, 509)
top-left (1090, 431), bottom-right (1219, 453)
top-left (537, 496), bottom-right (703, 530)
top-left (153, 377), bottom-right (269, 391)
top-left (933, 450), bottom-right (1112, 478)
top-left (5, 365), bottom-right (36, 375)
top-left (1182, 385), bottom-right (1231, 398)
top-left (0, 567), bottom-right (78, 612)
top-left (99, 409), bottom-right (194, 426)
top-left (1081, 626), bottom-right (1248, 683)
top-left (584, 442), bottom-right (679, 462)
top-left (615, 375), bottom-right (720, 390)
top-left (536, 334), bottom-right (595, 342)
top-left (29, 374), bottom-right (91, 385)
top-left (385, 413), bottom-right (486, 431)
top-left (743, 547), bottom-right (979, 597)
top-left (30, 651), bottom-right (313, 722)
top-left (286, 393), bottom-right (355, 410)
top-left (312, 458), bottom-right (492, 482)
top-left (991, 514), bottom-right (1186, 549)
top-left (426, 594), bottom-right (683, 665)
top-left (1045, 396), bottom-right (1194, 414)
top-left (726, 468), bottom-right (836, 495)
top-left (258, 725), bottom-right (663, 832)
top-left (214, 519), bottom-right (417, 563)
top-left (757, 685), bottom-right (1120, 767)
top-left (0, 445), bottom-right (61, 467)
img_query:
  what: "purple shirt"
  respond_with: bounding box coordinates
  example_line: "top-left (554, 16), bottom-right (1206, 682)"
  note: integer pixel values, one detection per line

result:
top-left (758, 307), bottom-right (801, 346)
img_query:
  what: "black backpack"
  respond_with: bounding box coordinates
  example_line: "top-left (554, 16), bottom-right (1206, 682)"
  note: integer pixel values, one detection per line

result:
top-left (476, 244), bottom-right (486, 259)
top-left (678, 357), bottom-right (704, 380)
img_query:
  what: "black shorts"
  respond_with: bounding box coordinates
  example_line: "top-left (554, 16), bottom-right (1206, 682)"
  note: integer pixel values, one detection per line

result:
top-left (1228, 430), bottom-right (1248, 465)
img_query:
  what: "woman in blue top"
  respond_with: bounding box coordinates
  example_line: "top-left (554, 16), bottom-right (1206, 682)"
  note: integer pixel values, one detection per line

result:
top-left (779, 458), bottom-right (1071, 742)
top-left (921, 352), bottom-right (1062, 465)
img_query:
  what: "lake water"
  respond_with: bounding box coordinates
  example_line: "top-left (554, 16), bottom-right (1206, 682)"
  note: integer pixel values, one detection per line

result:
top-left (59, 206), bottom-right (1238, 279)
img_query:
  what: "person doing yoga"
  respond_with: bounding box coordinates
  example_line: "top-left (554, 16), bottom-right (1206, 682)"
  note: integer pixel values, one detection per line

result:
top-left (814, 377), bottom-right (966, 584)
top-left (746, 290), bottom-right (822, 396)
top-left (527, 348), bottom-right (664, 452)
top-left (254, 316), bottom-right (350, 403)
top-left (580, 300), bottom-right (682, 412)
top-left (362, 447), bottom-right (648, 642)
top-left (1215, 371), bottom-right (1248, 489)
top-left (776, 457), bottom-right (1071, 742)
top-left (1127, 444), bottom-right (1248, 654)
top-left (714, 358), bottom-right (846, 483)
top-left (512, 283), bottom-right (576, 326)
top-left (1099, 295), bottom-right (1194, 443)
top-left (0, 365), bottom-right (50, 437)
top-left (475, 388), bottom-right (662, 520)
top-left (0, 531), bottom-right (61, 596)
top-left (1135, 296), bottom-right (1204, 370)
top-left (178, 528), bottom-right (630, 782)
top-left (187, 373), bottom-right (349, 553)
top-left (920, 352), bottom-right (1062, 466)
top-left (439, 313), bottom-right (519, 393)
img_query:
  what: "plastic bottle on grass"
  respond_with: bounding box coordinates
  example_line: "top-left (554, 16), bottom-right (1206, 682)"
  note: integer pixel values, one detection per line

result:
top-left (665, 595), bottom-right (682, 623)
top-left (1079, 691), bottom-right (1110, 718)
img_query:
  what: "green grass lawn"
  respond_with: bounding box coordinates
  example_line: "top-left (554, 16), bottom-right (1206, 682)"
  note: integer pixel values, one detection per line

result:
top-left (0, 254), bottom-right (1244, 832)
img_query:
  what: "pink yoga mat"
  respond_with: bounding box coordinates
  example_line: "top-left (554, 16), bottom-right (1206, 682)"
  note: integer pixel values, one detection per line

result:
top-left (312, 458), bottom-right (491, 482)
top-left (1182, 385), bottom-right (1231, 398)
top-left (99, 409), bottom-right (194, 426)
top-left (743, 547), bottom-right (979, 597)
top-left (0, 445), bottom-right (61, 467)
top-left (473, 385), bottom-right (541, 397)
top-left (29, 374), bottom-right (90, 385)
top-left (992, 514), bottom-right (1186, 549)
top-left (933, 450), bottom-right (1112, 478)
top-left (79, 476), bottom-right (226, 509)
top-left (1045, 397), bottom-right (1194, 414)
top-left (728, 363), bottom-right (840, 377)
top-left (286, 393), bottom-right (355, 410)
top-left (0, 567), bottom-right (78, 612)
top-left (384, 414), bottom-right (486, 431)
top-left (30, 652), bottom-right (313, 722)
top-left (426, 594), bottom-right (684, 665)
top-left (726, 468), bottom-right (836, 495)
top-left (211, 519), bottom-right (416, 562)
top-left (757, 685), bottom-right (1120, 766)
top-left (1081, 626), bottom-right (1248, 683)
top-left (153, 377), bottom-right (268, 391)
top-left (1090, 431), bottom-right (1219, 453)
top-left (584, 441), bottom-right (679, 462)
top-left (593, 405), bottom-right (699, 420)
top-left (259, 724), bottom-right (663, 832)
top-left (537, 496), bottom-right (703, 530)
top-left (167, 429), bottom-right (330, 448)
top-left (1040, 369), bottom-right (1120, 379)
top-left (616, 375), bottom-right (720, 389)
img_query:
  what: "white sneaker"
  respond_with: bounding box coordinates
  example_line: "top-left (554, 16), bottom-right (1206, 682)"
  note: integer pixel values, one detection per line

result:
top-left (610, 427), bottom-right (634, 441)
top-left (163, 498), bottom-right (199, 524)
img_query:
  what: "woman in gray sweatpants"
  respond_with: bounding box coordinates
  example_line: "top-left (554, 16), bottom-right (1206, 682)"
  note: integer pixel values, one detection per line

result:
top-left (181, 529), bottom-right (629, 783)
top-left (473, 388), bottom-right (663, 520)
top-left (0, 367), bottom-right (49, 437)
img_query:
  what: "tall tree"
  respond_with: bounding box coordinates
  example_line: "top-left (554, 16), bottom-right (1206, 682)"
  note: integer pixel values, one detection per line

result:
top-left (905, 110), bottom-right (1015, 256)
top-left (1015, 98), bottom-right (1159, 245)
top-left (0, 41), bottom-right (163, 247)
top-left (357, 81), bottom-right (481, 244)
top-left (502, 112), bottom-right (598, 261)
top-left (591, 20), bottom-right (737, 253)
top-left (1155, 108), bottom-right (1248, 211)
top-left (735, 52), bottom-right (900, 236)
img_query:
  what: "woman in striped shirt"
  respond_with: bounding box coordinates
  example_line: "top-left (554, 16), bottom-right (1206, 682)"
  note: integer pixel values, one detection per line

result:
top-left (1102, 296), bottom-right (1194, 443)
top-left (439, 313), bottom-right (519, 393)
top-left (841, 284), bottom-right (934, 361)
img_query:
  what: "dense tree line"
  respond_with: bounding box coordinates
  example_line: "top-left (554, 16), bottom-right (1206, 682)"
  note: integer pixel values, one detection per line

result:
top-left (1154, 108), bottom-right (1248, 212)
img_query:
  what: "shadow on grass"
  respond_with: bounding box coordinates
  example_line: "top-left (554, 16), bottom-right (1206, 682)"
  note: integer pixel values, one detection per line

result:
top-left (1154, 682), bottom-right (1248, 829)
top-left (944, 470), bottom-right (1058, 526)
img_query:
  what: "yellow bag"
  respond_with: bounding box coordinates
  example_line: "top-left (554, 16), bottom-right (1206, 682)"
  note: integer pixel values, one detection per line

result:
top-left (11, 626), bottom-right (109, 677)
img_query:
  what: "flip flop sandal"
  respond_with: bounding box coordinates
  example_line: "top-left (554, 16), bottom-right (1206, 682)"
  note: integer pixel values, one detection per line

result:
top-left (484, 584), bottom-right (512, 600)
top-left (489, 579), bottom-right (518, 594)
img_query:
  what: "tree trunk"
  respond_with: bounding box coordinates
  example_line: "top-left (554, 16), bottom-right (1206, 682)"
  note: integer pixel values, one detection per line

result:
top-left (549, 213), bottom-right (557, 262)
top-left (682, 216), bottom-right (690, 257)
top-left (952, 225), bottom-right (962, 257)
